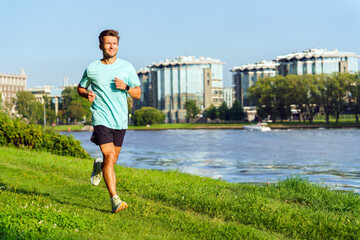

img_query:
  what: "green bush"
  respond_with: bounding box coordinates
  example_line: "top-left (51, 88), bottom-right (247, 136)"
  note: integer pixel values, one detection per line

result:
top-left (0, 113), bottom-right (90, 159)
top-left (205, 104), bottom-right (217, 120)
top-left (132, 107), bottom-right (165, 126)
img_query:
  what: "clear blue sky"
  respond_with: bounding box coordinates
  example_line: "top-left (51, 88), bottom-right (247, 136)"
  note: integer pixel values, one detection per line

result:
top-left (1, 0), bottom-right (359, 88)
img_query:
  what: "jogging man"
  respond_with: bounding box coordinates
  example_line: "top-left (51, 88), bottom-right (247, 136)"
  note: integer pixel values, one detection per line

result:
top-left (77, 29), bottom-right (141, 213)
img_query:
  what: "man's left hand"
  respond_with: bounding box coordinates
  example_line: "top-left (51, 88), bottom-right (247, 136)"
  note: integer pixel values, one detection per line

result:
top-left (114, 77), bottom-right (127, 90)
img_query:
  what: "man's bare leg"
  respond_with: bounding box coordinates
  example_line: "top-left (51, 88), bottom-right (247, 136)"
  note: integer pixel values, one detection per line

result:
top-left (100, 143), bottom-right (121, 198)
top-left (99, 143), bottom-right (127, 212)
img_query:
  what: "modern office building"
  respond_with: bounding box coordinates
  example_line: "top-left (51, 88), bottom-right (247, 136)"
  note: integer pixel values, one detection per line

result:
top-left (146, 56), bottom-right (225, 122)
top-left (276, 49), bottom-right (359, 76)
top-left (223, 86), bottom-right (235, 108)
top-left (232, 49), bottom-right (360, 107)
top-left (0, 69), bottom-right (28, 103)
top-left (135, 67), bottom-right (150, 111)
top-left (231, 60), bottom-right (278, 106)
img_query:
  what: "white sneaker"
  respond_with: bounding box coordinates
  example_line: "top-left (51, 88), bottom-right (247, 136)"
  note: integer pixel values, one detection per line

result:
top-left (111, 195), bottom-right (128, 213)
top-left (90, 158), bottom-right (103, 186)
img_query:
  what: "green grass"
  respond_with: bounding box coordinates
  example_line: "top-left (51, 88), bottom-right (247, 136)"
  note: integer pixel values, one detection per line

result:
top-left (51, 125), bottom-right (85, 132)
top-left (128, 122), bottom-right (246, 130)
top-left (51, 115), bottom-right (360, 131)
top-left (1, 147), bottom-right (359, 239)
top-left (314, 114), bottom-right (358, 121)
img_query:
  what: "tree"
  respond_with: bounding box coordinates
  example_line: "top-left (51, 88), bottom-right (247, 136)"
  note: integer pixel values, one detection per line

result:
top-left (61, 86), bottom-right (77, 110)
top-left (132, 107), bottom-right (165, 126)
top-left (0, 92), bottom-right (2, 111)
top-left (184, 100), bottom-right (200, 122)
top-left (68, 100), bottom-right (87, 124)
top-left (218, 102), bottom-right (230, 121)
top-left (15, 91), bottom-right (43, 123)
top-left (229, 100), bottom-right (245, 121)
top-left (42, 95), bottom-right (57, 125)
top-left (347, 72), bottom-right (360, 122)
top-left (3, 99), bottom-right (15, 114)
top-left (316, 74), bottom-right (336, 123)
top-left (205, 104), bottom-right (217, 120)
top-left (302, 75), bottom-right (319, 123)
top-left (332, 73), bottom-right (348, 123)
top-left (248, 77), bottom-right (276, 122)
top-left (287, 75), bottom-right (307, 122)
top-left (273, 76), bottom-right (291, 122)
top-left (61, 86), bottom-right (92, 124)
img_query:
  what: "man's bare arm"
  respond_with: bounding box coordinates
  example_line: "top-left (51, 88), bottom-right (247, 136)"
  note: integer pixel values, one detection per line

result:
top-left (77, 84), bottom-right (96, 102)
top-left (127, 86), bottom-right (141, 100)
top-left (114, 78), bottom-right (141, 100)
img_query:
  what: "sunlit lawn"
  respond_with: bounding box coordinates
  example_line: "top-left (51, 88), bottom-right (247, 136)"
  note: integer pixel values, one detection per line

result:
top-left (1, 146), bottom-right (359, 239)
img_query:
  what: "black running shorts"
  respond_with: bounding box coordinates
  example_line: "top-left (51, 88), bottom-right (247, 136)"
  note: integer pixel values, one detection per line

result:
top-left (90, 125), bottom-right (126, 147)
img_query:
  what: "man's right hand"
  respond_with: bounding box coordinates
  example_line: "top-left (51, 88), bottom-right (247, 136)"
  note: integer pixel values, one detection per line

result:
top-left (87, 91), bottom-right (96, 102)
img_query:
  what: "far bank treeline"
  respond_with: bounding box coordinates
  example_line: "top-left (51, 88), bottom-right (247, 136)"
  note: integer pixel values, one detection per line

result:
top-left (248, 72), bottom-right (360, 123)
top-left (2, 87), bottom-right (92, 125)
top-left (6, 85), bottom-right (245, 126)
top-left (5, 72), bottom-right (359, 126)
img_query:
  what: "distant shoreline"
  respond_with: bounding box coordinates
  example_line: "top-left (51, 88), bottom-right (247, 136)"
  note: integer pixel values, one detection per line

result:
top-left (57, 123), bottom-right (360, 132)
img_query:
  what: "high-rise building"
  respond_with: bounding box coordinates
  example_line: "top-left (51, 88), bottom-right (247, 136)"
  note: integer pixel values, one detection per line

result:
top-left (276, 49), bottom-right (359, 76)
top-left (135, 67), bottom-right (150, 111)
top-left (0, 69), bottom-right (28, 103)
top-left (146, 56), bottom-right (225, 122)
top-left (231, 60), bottom-right (278, 106)
top-left (63, 77), bottom-right (69, 87)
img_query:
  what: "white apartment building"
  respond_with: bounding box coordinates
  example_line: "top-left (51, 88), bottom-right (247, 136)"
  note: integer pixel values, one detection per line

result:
top-left (0, 69), bottom-right (28, 103)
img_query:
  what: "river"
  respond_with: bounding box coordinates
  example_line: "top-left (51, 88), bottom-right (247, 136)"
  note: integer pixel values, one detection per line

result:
top-left (65, 128), bottom-right (360, 193)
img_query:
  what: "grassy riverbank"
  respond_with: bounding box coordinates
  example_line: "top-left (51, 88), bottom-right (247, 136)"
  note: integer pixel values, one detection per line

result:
top-left (1, 147), bottom-right (359, 239)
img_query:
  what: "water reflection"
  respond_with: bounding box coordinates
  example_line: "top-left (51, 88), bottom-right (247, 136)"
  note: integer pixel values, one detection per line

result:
top-left (65, 129), bottom-right (360, 193)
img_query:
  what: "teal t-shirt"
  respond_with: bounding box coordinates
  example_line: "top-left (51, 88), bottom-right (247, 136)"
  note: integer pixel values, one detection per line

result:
top-left (79, 58), bottom-right (140, 130)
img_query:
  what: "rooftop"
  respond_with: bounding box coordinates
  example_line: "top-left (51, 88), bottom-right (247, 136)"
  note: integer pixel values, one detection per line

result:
top-left (137, 67), bottom-right (150, 74)
top-left (275, 49), bottom-right (360, 61)
top-left (231, 60), bottom-right (279, 72)
top-left (0, 69), bottom-right (28, 78)
top-left (148, 56), bottom-right (225, 68)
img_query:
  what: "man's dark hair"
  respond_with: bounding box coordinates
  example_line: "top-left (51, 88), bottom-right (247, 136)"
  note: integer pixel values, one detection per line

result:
top-left (99, 29), bottom-right (120, 46)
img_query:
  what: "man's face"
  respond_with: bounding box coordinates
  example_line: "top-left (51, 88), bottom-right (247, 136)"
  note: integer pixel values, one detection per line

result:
top-left (100, 36), bottom-right (118, 58)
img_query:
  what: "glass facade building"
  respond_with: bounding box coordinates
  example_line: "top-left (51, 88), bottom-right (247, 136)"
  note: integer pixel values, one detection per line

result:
top-left (231, 60), bottom-right (278, 106)
top-left (135, 67), bottom-right (150, 111)
top-left (232, 49), bottom-right (359, 107)
top-left (276, 49), bottom-right (359, 76)
top-left (146, 56), bottom-right (225, 122)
